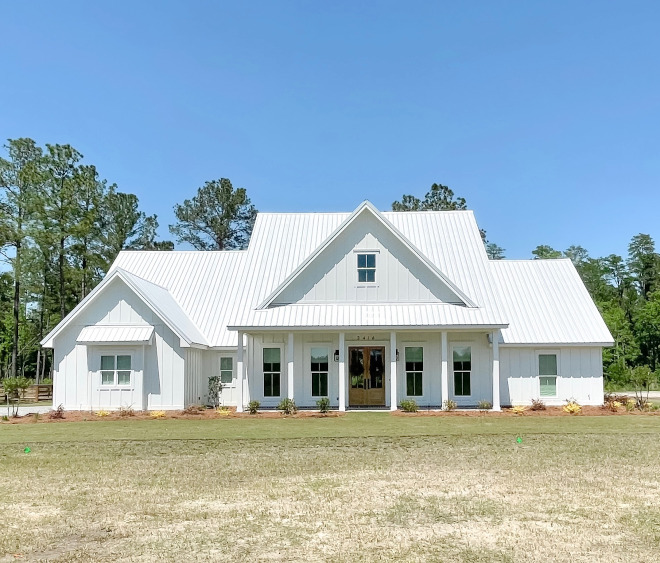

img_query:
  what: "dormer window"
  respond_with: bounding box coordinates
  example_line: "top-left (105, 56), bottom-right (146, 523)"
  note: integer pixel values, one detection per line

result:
top-left (357, 253), bottom-right (376, 283)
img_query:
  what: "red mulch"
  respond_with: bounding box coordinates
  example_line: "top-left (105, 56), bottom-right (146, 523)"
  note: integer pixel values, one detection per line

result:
top-left (1, 405), bottom-right (657, 424)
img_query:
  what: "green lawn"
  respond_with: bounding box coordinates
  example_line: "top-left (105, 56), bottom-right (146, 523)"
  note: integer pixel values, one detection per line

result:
top-left (1, 414), bottom-right (659, 562)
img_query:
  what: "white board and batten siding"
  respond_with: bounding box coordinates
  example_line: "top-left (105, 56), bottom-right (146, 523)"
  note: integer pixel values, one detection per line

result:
top-left (52, 277), bottom-right (186, 411)
top-left (501, 347), bottom-right (604, 406)
top-left (273, 212), bottom-right (463, 305)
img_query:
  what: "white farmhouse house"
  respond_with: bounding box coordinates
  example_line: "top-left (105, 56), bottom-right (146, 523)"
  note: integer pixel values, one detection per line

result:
top-left (41, 201), bottom-right (613, 412)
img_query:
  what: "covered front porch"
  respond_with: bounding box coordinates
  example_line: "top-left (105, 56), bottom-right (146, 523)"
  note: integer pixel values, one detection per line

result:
top-left (233, 329), bottom-right (503, 412)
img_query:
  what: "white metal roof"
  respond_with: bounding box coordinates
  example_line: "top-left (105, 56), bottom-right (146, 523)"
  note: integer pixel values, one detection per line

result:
top-left (77, 325), bottom-right (154, 344)
top-left (231, 303), bottom-right (506, 331)
top-left (45, 201), bottom-right (612, 348)
top-left (490, 259), bottom-right (613, 345)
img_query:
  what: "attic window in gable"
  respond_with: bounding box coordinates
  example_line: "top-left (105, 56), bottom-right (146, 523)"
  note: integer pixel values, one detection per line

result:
top-left (357, 253), bottom-right (376, 283)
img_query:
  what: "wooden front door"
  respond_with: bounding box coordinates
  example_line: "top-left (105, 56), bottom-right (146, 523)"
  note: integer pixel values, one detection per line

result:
top-left (348, 346), bottom-right (386, 407)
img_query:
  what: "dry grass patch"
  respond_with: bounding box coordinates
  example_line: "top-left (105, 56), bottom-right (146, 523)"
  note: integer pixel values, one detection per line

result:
top-left (0, 416), bottom-right (659, 561)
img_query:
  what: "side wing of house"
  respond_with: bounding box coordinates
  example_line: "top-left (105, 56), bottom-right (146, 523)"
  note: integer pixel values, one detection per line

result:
top-left (41, 271), bottom-right (211, 411)
top-left (491, 259), bottom-right (614, 406)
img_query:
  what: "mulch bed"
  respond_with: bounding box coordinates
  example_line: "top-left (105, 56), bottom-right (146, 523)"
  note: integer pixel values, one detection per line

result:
top-left (393, 405), bottom-right (659, 417)
top-left (0, 408), bottom-right (346, 424)
top-left (1, 404), bottom-right (658, 424)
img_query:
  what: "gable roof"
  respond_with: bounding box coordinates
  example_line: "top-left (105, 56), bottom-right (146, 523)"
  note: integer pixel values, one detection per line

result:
top-left (490, 259), bottom-right (613, 345)
top-left (41, 268), bottom-right (209, 348)
top-left (258, 201), bottom-right (476, 309)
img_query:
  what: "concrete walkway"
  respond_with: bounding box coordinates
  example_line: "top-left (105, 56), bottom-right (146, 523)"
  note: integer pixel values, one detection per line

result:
top-left (612, 391), bottom-right (660, 400)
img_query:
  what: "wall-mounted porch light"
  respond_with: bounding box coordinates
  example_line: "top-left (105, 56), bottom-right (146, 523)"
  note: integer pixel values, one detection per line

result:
top-left (334, 350), bottom-right (340, 362)
top-left (396, 349), bottom-right (399, 361)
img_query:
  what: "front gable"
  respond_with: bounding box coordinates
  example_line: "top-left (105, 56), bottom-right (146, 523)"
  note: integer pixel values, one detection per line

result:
top-left (264, 202), bottom-right (476, 307)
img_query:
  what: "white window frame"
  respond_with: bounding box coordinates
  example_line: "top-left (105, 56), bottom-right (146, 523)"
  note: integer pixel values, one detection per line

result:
top-left (262, 345), bottom-right (284, 398)
top-left (401, 343), bottom-right (425, 397)
top-left (451, 344), bottom-right (473, 398)
top-left (356, 252), bottom-right (377, 284)
top-left (537, 350), bottom-right (559, 398)
top-left (99, 352), bottom-right (134, 389)
top-left (219, 355), bottom-right (235, 387)
top-left (309, 344), bottom-right (330, 398)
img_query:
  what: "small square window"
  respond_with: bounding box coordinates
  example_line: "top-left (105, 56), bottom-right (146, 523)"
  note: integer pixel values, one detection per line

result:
top-left (100, 354), bottom-right (132, 386)
top-left (357, 253), bottom-right (376, 283)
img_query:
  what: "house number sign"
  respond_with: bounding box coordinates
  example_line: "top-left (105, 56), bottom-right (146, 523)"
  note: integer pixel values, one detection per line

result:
top-left (355, 335), bottom-right (376, 341)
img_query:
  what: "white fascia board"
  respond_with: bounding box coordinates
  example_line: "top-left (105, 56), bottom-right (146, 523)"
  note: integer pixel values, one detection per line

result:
top-left (257, 201), bottom-right (477, 309)
top-left (41, 269), bottom-right (208, 350)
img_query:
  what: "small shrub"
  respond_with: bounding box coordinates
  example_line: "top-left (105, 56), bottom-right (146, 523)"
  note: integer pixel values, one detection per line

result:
top-left (277, 398), bottom-right (297, 415)
top-left (563, 400), bottom-right (582, 415)
top-left (399, 399), bottom-right (419, 412)
top-left (530, 398), bottom-right (546, 411)
top-left (32, 412), bottom-right (41, 422)
top-left (49, 404), bottom-right (65, 420)
top-left (216, 407), bottom-right (231, 416)
top-left (604, 400), bottom-right (622, 412)
top-left (149, 410), bottom-right (166, 419)
top-left (604, 392), bottom-right (628, 404)
top-left (118, 405), bottom-right (135, 417)
top-left (1, 415), bottom-right (8, 421)
top-left (316, 397), bottom-right (330, 413)
top-left (511, 405), bottom-right (527, 416)
top-left (95, 410), bottom-right (110, 417)
top-left (41, 378), bottom-right (53, 385)
top-left (183, 404), bottom-right (205, 415)
top-left (625, 398), bottom-right (636, 412)
top-left (443, 399), bottom-right (457, 411)
top-left (248, 400), bottom-right (260, 414)
top-left (207, 376), bottom-right (222, 409)
top-left (477, 400), bottom-right (492, 411)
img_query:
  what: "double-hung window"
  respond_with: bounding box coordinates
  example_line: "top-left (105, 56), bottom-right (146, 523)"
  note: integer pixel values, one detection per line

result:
top-left (453, 346), bottom-right (471, 396)
top-left (311, 347), bottom-right (329, 397)
top-left (539, 353), bottom-right (558, 397)
top-left (263, 348), bottom-right (281, 397)
top-left (220, 357), bottom-right (233, 385)
top-left (405, 347), bottom-right (423, 396)
top-left (100, 355), bottom-right (132, 386)
top-left (357, 253), bottom-right (376, 283)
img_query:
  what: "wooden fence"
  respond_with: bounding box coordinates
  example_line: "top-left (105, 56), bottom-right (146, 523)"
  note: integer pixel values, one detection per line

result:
top-left (0, 384), bottom-right (53, 402)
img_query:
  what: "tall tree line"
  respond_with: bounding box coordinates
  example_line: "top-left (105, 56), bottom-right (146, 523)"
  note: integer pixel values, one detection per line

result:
top-left (0, 138), bottom-right (171, 381)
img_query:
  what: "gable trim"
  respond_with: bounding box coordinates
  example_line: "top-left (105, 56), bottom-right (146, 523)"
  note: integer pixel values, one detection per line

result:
top-left (257, 201), bottom-right (478, 309)
top-left (41, 268), bottom-right (207, 349)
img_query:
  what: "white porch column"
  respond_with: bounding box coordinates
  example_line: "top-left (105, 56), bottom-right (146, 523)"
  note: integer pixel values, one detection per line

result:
top-left (390, 331), bottom-right (397, 411)
top-left (236, 331), bottom-right (244, 413)
top-left (492, 329), bottom-right (501, 411)
top-left (287, 332), bottom-right (294, 401)
top-left (441, 331), bottom-right (448, 408)
top-left (338, 332), bottom-right (346, 411)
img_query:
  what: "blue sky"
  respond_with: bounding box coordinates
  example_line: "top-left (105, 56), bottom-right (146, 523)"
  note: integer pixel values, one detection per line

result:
top-left (1, 1), bottom-right (659, 258)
